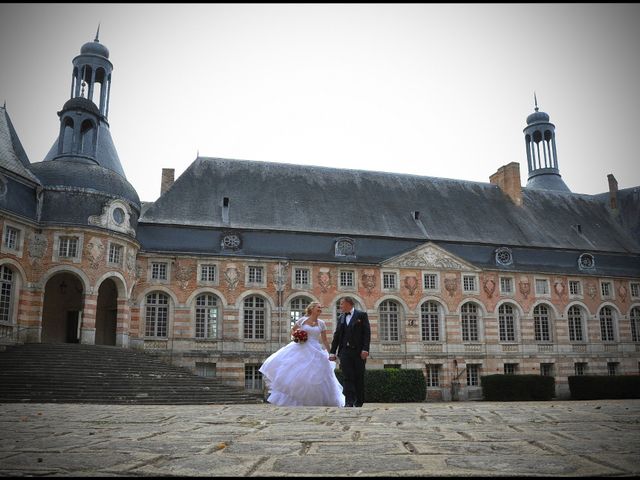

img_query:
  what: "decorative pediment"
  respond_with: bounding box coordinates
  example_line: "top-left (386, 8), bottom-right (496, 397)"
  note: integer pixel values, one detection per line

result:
top-left (381, 242), bottom-right (479, 271)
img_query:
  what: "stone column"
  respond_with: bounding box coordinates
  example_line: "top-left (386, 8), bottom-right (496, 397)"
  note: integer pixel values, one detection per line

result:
top-left (80, 292), bottom-right (97, 345)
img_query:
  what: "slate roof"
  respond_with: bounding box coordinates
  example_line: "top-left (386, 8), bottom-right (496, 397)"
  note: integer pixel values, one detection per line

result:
top-left (0, 106), bottom-right (40, 184)
top-left (139, 157), bottom-right (640, 255)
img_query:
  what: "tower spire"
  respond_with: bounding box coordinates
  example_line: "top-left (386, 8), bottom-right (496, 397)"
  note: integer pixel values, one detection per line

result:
top-left (95, 23), bottom-right (100, 42)
top-left (534, 91), bottom-right (538, 112)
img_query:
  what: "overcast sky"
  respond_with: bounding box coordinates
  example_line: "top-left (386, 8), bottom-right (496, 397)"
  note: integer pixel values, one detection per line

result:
top-left (1, 3), bottom-right (639, 202)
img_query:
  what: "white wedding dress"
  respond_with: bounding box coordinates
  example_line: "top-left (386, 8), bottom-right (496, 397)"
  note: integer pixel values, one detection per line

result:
top-left (259, 317), bottom-right (345, 407)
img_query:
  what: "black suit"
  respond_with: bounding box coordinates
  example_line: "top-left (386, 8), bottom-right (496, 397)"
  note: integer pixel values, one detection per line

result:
top-left (330, 309), bottom-right (371, 407)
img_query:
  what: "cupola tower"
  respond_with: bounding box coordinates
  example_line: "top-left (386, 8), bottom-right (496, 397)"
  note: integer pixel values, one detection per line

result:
top-left (523, 94), bottom-right (570, 192)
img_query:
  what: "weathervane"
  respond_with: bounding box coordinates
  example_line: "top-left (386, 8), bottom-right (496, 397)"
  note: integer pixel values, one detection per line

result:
top-left (534, 91), bottom-right (539, 112)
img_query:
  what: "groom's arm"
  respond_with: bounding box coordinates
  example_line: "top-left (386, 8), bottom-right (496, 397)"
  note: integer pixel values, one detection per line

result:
top-left (329, 320), bottom-right (341, 356)
top-left (360, 312), bottom-right (371, 357)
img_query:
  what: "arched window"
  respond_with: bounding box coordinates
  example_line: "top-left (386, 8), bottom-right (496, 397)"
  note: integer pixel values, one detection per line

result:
top-left (290, 296), bottom-right (310, 329)
top-left (534, 304), bottom-right (551, 342)
top-left (631, 307), bottom-right (640, 342)
top-left (379, 300), bottom-right (400, 342)
top-left (599, 306), bottom-right (615, 341)
top-left (568, 305), bottom-right (584, 342)
top-left (195, 294), bottom-right (218, 339)
top-left (61, 117), bottom-right (74, 154)
top-left (498, 304), bottom-right (516, 342)
top-left (421, 301), bottom-right (440, 342)
top-left (244, 296), bottom-right (265, 339)
top-left (461, 302), bottom-right (479, 342)
top-left (0, 265), bottom-right (14, 325)
top-left (80, 119), bottom-right (95, 155)
top-left (145, 292), bottom-right (168, 338)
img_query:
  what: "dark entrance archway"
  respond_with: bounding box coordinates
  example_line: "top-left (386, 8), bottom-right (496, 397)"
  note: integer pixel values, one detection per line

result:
top-left (95, 278), bottom-right (118, 346)
top-left (41, 272), bottom-right (84, 344)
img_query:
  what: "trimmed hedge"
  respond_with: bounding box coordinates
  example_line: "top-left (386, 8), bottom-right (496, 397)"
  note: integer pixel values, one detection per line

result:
top-left (334, 368), bottom-right (426, 402)
top-left (568, 375), bottom-right (640, 400)
top-left (480, 374), bottom-right (555, 401)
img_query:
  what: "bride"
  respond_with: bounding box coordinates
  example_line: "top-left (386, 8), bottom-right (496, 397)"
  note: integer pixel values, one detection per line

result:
top-left (259, 302), bottom-right (345, 407)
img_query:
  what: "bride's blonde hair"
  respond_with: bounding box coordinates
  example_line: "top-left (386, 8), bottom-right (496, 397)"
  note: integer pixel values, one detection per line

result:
top-left (304, 302), bottom-right (321, 316)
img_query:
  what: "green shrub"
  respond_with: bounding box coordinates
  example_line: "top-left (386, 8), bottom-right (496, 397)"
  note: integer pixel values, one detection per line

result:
top-left (568, 375), bottom-right (640, 400)
top-left (334, 368), bottom-right (426, 402)
top-left (480, 374), bottom-right (555, 401)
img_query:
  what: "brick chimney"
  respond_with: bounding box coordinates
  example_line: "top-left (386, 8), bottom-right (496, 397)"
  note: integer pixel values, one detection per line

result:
top-left (490, 162), bottom-right (522, 206)
top-left (607, 173), bottom-right (618, 209)
top-left (160, 168), bottom-right (175, 196)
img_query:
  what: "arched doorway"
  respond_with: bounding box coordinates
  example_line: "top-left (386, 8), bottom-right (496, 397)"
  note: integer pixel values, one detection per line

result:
top-left (95, 279), bottom-right (118, 346)
top-left (41, 272), bottom-right (84, 344)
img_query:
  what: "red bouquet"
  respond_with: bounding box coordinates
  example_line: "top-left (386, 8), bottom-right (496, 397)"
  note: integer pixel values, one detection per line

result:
top-left (292, 329), bottom-right (308, 343)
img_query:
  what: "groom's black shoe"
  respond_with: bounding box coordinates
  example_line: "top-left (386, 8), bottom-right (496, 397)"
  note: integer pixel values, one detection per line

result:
top-left (355, 403), bottom-right (363, 407)
top-left (345, 403), bottom-right (354, 407)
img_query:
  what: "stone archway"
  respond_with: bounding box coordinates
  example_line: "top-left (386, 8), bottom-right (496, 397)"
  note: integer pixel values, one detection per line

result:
top-left (95, 278), bottom-right (118, 346)
top-left (41, 272), bottom-right (84, 344)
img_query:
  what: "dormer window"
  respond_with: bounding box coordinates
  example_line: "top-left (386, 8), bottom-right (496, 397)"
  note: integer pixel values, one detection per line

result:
top-left (578, 253), bottom-right (595, 270)
top-left (335, 237), bottom-right (355, 257)
top-left (495, 247), bottom-right (513, 266)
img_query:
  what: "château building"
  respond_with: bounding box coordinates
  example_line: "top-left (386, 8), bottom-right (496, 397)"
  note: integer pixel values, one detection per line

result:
top-left (1, 33), bottom-right (639, 401)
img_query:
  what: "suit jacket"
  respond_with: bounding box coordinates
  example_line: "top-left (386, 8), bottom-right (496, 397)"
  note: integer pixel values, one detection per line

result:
top-left (330, 309), bottom-right (371, 356)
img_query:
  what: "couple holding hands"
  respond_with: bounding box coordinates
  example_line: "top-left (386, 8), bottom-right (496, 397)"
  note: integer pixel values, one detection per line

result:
top-left (259, 297), bottom-right (371, 407)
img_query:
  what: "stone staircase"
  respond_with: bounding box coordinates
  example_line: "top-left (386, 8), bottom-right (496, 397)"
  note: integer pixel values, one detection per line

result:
top-left (0, 343), bottom-right (264, 405)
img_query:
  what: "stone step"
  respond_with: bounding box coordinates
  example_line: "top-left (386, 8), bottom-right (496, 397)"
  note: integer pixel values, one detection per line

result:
top-left (0, 343), bottom-right (263, 405)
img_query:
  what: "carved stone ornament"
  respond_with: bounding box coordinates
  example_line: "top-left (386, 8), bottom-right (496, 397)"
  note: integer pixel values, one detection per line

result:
top-left (444, 277), bottom-right (458, 297)
top-left (125, 250), bottom-right (136, 275)
top-left (221, 231), bottom-right (242, 250)
top-left (361, 271), bottom-right (376, 296)
top-left (28, 233), bottom-right (48, 265)
top-left (587, 282), bottom-right (597, 300)
top-left (175, 262), bottom-right (194, 291)
top-left (384, 243), bottom-right (473, 271)
top-left (404, 276), bottom-right (418, 296)
top-left (483, 278), bottom-right (496, 298)
top-left (88, 199), bottom-right (135, 236)
top-left (272, 263), bottom-right (289, 292)
top-left (554, 280), bottom-right (565, 299)
top-left (618, 284), bottom-right (627, 303)
top-left (519, 279), bottom-right (530, 299)
top-left (86, 237), bottom-right (105, 269)
top-left (224, 264), bottom-right (240, 291)
top-left (318, 268), bottom-right (332, 293)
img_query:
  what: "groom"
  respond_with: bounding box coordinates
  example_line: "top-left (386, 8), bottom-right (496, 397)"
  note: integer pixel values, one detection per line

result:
top-left (329, 297), bottom-right (371, 407)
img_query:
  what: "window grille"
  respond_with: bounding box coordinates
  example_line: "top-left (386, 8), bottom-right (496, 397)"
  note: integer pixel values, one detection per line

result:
top-left (540, 363), bottom-right (554, 376)
top-left (3, 226), bottom-right (19, 250)
top-left (108, 244), bottom-right (122, 265)
top-left (200, 264), bottom-right (217, 282)
top-left (601, 281), bottom-right (612, 298)
top-left (461, 303), bottom-right (479, 342)
top-left (379, 300), bottom-right (400, 342)
top-left (568, 305), bottom-right (584, 342)
top-left (426, 365), bottom-right (440, 387)
top-left (421, 301), bottom-right (440, 341)
top-left (0, 265), bottom-right (13, 323)
top-left (294, 268), bottom-right (310, 287)
top-left (466, 364), bottom-right (479, 386)
top-left (535, 279), bottom-right (549, 295)
top-left (59, 237), bottom-right (78, 258)
top-left (383, 272), bottom-right (397, 290)
top-left (599, 306), bottom-right (615, 341)
top-left (498, 304), bottom-right (516, 342)
top-left (534, 304), bottom-right (551, 342)
top-left (245, 365), bottom-right (263, 390)
top-left (607, 362), bottom-right (618, 376)
top-left (151, 262), bottom-right (167, 280)
top-left (423, 273), bottom-right (438, 290)
top-left (631, 307), bottom-right (640, 342)
top-left (463, 275), bottom-right (476, 292)
top-left (145, 292), bottom-right (168, 337)
top-left (504, 363), bottom-right (518, 375)
top-left (568, 280), bottom-right (581, 296)
top-left (574, 362), bottom-right (587, 376)
top-left (244, 296), bottom-right (265, 339)
top-left (195, 294), bottom-right (218, 339)
top-left (500, 277), bottom-right (513, 294)
top-left (631, 282), bottom-right (640, 298)
top-left (248, 266), bottom-right (263, 284)
top-left (339, 270), bottom-right (354, 288)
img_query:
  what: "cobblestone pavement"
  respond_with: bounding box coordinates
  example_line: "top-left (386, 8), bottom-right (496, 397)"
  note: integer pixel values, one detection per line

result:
top-left (0, 400), bottom-right (639, 477)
